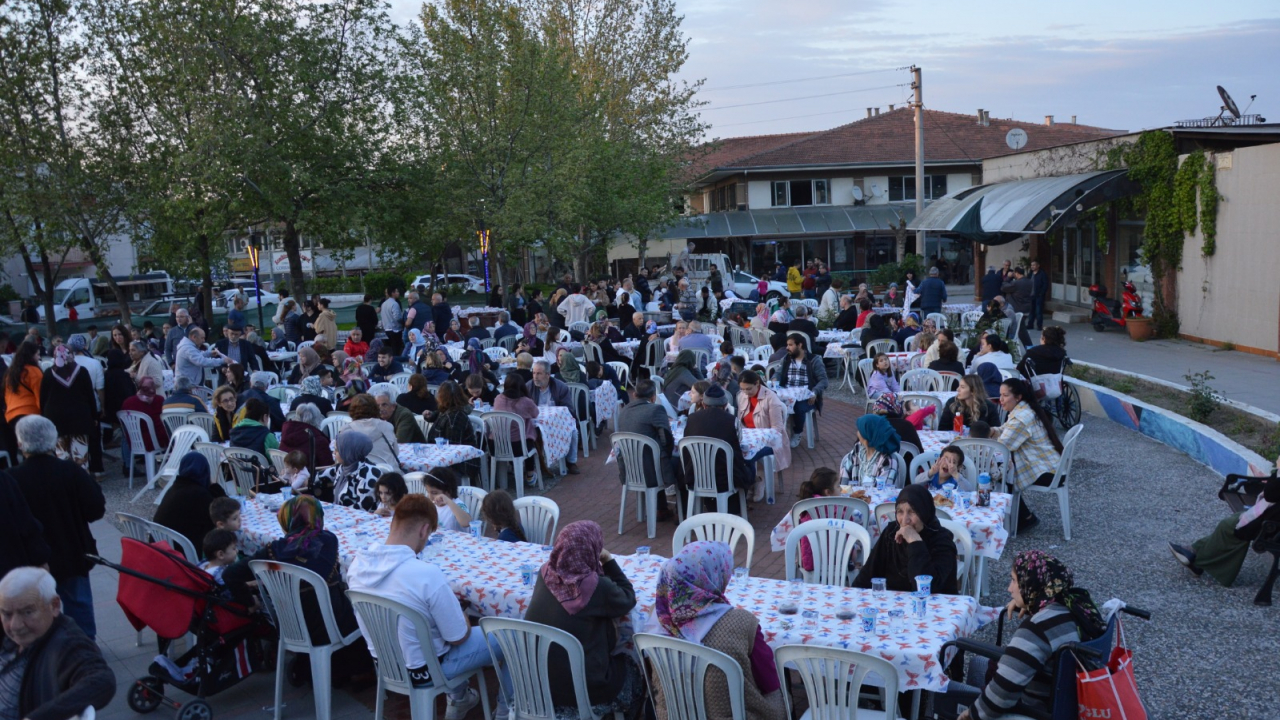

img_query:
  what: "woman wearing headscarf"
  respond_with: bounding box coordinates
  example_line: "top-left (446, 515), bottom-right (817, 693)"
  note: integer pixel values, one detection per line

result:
top-left (838, 414), bottom-right (901, 488)
top-left (363, 337), bottom-right (385, 366)
top-left (451, 338), bottom-right (496, 385)
top-left (524, 520), bottom-right (645, 717)
top-left (343, 393), bottom-right (399, 470)
top-left (957, 551), bottom-right (1105, 720)
top-left (870, 392), bottom-right (924, 455)
top-left (752, 303), bottom-right (770, 330)
top-left (586, 321), bottom-right (626, 366)
top-left (39, 345), bottom-right (98, 469)
top-left (288, 345), bottom-right (324, 385)
top-left (313, 430), bottom-right (384, 511)
top-left (120, 375), bottom-right (169, 454)
top-left (853, 482), bottom-right (958, 594)
top-left (290, 374), bottom-right (334, 416)
top-left (556, 348), bottom-right (585, 386)
top-left (661, 349), bottom-right (701, 408)
top-left (516, 321), bottom-right (543, 358)
top-left (153, 452), bottom-right (227, 554)
top-left (652, 541), bottom-right (786, 720)
top-left (402, 328), bottom-right (427, 369)
top-left (443, 318), bottom-right (463, 343)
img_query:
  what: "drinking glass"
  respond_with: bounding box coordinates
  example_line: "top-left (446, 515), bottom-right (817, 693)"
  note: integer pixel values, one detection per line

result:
top-left (871, 577), bottom-right (887, 594)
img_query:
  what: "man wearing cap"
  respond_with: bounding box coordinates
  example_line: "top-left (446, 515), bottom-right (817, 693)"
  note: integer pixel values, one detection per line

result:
top-left (214, 323), bottom-right (267, 372)
top-left (917, 266), bottom-right (948, 318)
top-left (682, 384), bottom-right (753, 514)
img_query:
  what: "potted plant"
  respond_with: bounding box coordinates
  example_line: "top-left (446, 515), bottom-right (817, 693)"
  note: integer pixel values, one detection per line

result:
top-left (1126, 316), bottom-right (1155, 341)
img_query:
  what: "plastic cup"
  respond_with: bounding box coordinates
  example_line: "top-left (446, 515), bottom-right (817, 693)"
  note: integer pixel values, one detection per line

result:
top-left (636, 546), bottom-right (650, 557)
top-left (859, 606), bottom-right (878, 634)
top-left (911, 592), bottom-right (928, 619)
top-left (871, 577), bottom-right (887, 594)
top-left (435, 437), bottom-right (448, 446)
top-left (279, 486), bottom-right (293, 502)
top-left (468, 520), bottom-right (484, 538)
top-left (887, 608), bottom-right (905, 630)
top-left (733, 567), bottom-right (748, 588)
top-left (520, 564), bottom-right (536, 586)
top-left (915, 575), bottom-right (933, 595)
top-left (801, 609), bottom-right (819, 633)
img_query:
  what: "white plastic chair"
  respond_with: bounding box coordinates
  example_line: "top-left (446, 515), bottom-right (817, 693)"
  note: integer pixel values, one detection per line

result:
top-left (513, 496), bottom-right (560, 545)
top-left (784, 519), bottom-right (870, 587)
top-left (221, 447), bottom-right (270, 496)
top-left (346, 590), bottom-right (490, 720)
top-left (671, 513), bottom-right (754, 573)
top-left (402, 471), bottom-right (427, 496)
top-left (790, 496), bottom-right (870, 532)
top-left (606, 361), bottom-right (630, 388)
top-left (569, 321), bottom-right (591, 336)
top-left (457, 485), bottom-right (488, 534)
top-left (181, 412), bottom-right (215, 440)
top-left (480, 616), bottom-right (617, 720)
top-left (773, 645), bottom-right (901, 720)
top-left (750, 345), bottom-right (772, 365)
top-left (899, 368), bottom-right (942, 392)
top-left (152, 425), bottom-right (210, 505)
top-left (252, 561), bottom-right (364, 720)
top-left (898, 392), bottom-right (942, 430)
top-left (907, 450), bottom-right (978, 490)
top-left (115, 513), bottom-right (199, 564)
top-left (952, 438), bottom-right (1011, 490)
top-left (498, 335), bottom-right (519, 353)
top-left (267, 384), bottom-right (299, 404)
top-left (872, 501), bottom-right (897, 532)
top-left (389, 373), bottom-right (414, 393)
top-left (367, 382), bottom-right (398, 401)
top-left (583, 341), bottom-right (603, 366)
top-left (565, 383), bottom-right (593, 457)
top-left (483, 346), bottom-right (510, 363)
top-left (940, 518), bottom-right (977, 600)
top-left (268, 449), bottom-right (288, 476)
top-left (413, 414), bottom-right (432, 440)
top-left (612, 432), bottom-right (665, 539)
top-left (320, 415), bottom-right (351, 439)
top-left (160, 408), bottom-right (194, 437)
top-left (482, 411), bottom-right (542, 498)
top-left (634, 633), bottom-right (745, 720)
top-left (118, 410), bottom-right (164, 498)
top-left (961, 310), bottom-right (983, 329)
top-left (677, 437), bottom-right (747, 521)
top-left (1013, 424), bottom-right (1083, 540)
top-left (936, 371), bottom-right (963, 391)
top-left (864, 338), bottom-right (897, 358)
top-left (926, 312), bottom-right (948, 330)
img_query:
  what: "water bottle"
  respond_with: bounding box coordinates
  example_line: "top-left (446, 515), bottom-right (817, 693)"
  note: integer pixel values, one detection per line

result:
top-left (953, 412), bottom-right (963, 434)
top-left (977, 473), bottom-right (992, 507)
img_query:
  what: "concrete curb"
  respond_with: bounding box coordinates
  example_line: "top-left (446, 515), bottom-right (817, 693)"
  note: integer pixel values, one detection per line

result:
top-left (1071, 359), bottom-right (1280, 425)
top-left (1067, 376), bottom-right (1273, 478)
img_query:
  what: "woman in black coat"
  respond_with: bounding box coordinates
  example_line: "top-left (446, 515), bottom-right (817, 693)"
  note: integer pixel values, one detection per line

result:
top-left (153, 452), bottom-right (227, 557)
top-left (853, 482), bottom-right (958, 594)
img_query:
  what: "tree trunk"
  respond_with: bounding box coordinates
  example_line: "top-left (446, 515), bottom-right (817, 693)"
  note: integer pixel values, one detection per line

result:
top-left (283, 219), bottom-right (307, 300)
top-left (35, 244), bottom-right (58, 340)
top-left (79, 238), bottom-right (132, 327)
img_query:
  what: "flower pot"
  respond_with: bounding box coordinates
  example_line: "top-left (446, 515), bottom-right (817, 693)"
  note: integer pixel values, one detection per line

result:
top-left (1126, 316), bottom-right (1154, 341)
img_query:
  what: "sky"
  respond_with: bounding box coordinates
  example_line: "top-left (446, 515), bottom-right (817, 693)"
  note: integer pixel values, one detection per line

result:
top-left (387, 0), bottom-right (1280, 140)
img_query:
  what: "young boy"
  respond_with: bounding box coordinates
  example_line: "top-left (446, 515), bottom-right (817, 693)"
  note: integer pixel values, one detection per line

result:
top-left (209, 497), bottom-right (242, 533)
top-left (199, 529), bottom-right (239, 584)
top-left (924, 445), bottom-right (974, 491)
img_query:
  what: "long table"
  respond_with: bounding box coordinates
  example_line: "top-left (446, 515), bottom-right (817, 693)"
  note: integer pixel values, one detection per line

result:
top-left (237, 497), bottom-right (996, 694)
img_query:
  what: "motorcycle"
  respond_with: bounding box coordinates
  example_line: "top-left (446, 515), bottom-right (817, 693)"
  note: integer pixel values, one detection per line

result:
top-left (1089, 281), bottom-right (1143, 330)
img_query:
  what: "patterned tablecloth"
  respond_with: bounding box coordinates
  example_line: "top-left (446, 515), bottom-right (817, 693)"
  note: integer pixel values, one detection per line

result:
top-left (593, 382), bottom-right (618, 424)
top-left (772, 385), bottom-right (814, 414)
top-left (397, 443), bottom-right (486, 473)
top-left (267, 351), bottom-right (298, 364)
top-left (768, 485), bottom-right (1012, 560)
top-left (534, 405), bottom-right (576, 465)
top-left (881, 352), bottom-right (920, 373)
top-left (942, 303), bottom-right (981, 315)
top-left (239, 498), bottom-right (994, 693)
top-left (613, 340), bottom-right (640, 360)
top-left (917, 430), bottom-right (958, 454)
top-left (454, 306), bottom-right (505, 318)
top-left (818, 330), bottom-right (855, 344)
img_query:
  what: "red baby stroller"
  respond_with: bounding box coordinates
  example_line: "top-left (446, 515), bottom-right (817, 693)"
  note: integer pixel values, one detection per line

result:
top-left (91, 538), bottom-right (271, 720)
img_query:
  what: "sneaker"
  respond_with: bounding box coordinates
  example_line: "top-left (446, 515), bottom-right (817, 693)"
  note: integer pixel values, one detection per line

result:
top-left (1018, 514), bottom-right (1040, 532)
top-left (566, 463), bottom-right (581, 475)
top-left (1169, 543), bottom-right (1204, 576)
top-left (790, 435), bottom-right (802, 448)
top-left (445, 688), bottom-right (480, 720)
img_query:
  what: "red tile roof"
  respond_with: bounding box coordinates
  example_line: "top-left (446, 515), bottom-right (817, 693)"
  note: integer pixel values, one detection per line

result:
top-left (700, 108), bottom-right (1125, 174)
top-left (687, 131), bottom-right (820, 179)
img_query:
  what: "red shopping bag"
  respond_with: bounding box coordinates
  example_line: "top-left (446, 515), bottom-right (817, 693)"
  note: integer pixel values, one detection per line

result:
top-left (1075, 623), bottom-right (1147, 720)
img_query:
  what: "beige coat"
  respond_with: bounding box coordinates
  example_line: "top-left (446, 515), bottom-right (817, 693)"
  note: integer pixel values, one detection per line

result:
top-left (313, 309), bottom-right (338, 349)
top-left (735, 385), bottom-right (791, 470)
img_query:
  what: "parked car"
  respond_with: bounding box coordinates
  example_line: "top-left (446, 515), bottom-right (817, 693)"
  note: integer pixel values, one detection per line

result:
top-left (409, 273), bottom-right (486, 294)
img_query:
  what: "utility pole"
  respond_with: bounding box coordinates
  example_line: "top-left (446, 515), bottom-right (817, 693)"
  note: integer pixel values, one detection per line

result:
top-left (911, 65), bottom-right (925, 262)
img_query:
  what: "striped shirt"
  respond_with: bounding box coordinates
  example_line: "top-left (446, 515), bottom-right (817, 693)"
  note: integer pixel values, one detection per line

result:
top-left (972, 603), bottom-right (1082, 720)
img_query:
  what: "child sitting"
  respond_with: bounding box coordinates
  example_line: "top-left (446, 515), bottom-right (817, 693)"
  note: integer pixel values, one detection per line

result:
top-left (374, 473), bottom-right (408, 518)
top-left (282, 450), bottom-right (311, 493)
top-left (795, 468), bottom-right (859, 572)
top-left (209, 497), bottom-right (242, 533)
top-left (968, 420), bottom-right (992, 439)
top-left (922, 445), bottom-right (974, 492)
top-left (481, 489), bottom-right (526, 543)
top-left (200, 529), bottom-right (239, 584)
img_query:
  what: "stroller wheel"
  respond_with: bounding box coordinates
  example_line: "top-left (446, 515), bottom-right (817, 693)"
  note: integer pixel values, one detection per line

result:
top-left (175, 699), bottom-right (213, 720)
top-left (127, 676), bottom-right (165, 714)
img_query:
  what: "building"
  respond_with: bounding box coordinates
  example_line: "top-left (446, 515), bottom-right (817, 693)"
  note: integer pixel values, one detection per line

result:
top-left (613, 107), bottom-right (1123, 280)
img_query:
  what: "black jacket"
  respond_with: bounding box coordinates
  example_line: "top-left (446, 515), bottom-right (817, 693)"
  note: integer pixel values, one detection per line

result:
top-left (787, 318), bottom-right (819, 345)
top-left (834, 307), bottom-right (860, 332)
top-left (941, 397), bottom-right (1001, 428)
top-left (237, 387), bottom-right (285, 431)
top-left (10, 454), bottom-right (104, 580)
top-left (0, 471), bottom-right (51, 578)
top-left (1020, 344), bottom-right (1068, 377)
top-left (290, 392), bottom-right (334, 417)
top-left (153, 477), bottom-right (228, 556)
top-left (354, 303), bottom-right (378, 343)
top-left (213, 338), bottom-right (268, 372)
top-left (229, 421), bottom-right (273, 459)
top-left (981, 270), bottom-right (1003, 304)
top-left (1002, 277), bottom-right (1034, 313)
top-left (682, 407), bottom-right (751, 491)
top-left (7, 615), bottom-right (115, 720)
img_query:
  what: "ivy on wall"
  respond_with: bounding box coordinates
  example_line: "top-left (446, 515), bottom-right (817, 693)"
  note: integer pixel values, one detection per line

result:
top-left (1198, 156), bottom-right (1220, 257)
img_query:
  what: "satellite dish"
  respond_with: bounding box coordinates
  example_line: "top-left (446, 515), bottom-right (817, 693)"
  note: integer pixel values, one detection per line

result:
top-left (1006, 128), bottom-right (1028, 150)
top-left (851, 186), bottom-right (864, 202)
top-left (1218, 85), bottom-right (1241, 119)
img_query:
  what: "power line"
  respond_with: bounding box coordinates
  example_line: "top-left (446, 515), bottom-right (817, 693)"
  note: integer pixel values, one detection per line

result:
top-left (702, 83), bottom-right (907, 112)
top-left (700, 67), bottom-right (900, 92)
top-left (710, 99), bottom-right (907, 129)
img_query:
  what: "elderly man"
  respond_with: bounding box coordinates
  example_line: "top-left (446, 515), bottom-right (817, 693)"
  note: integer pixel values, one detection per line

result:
top-left (162, 376), bottom-right (209, 413)
top-left (214, 322), bottom-right (265, 372)
top-left (175, 326), bottom-right (228, 387)
top-left (834, 295), bottom-right (859, 332)
top-left (492, 311), bottom-right (519, 342)
top-left (623, 311), bottom-right (647, 341)
top-left (463, 316), bottom-right (490, 343)
top-left (127, 340), bottom-right (165, 394)
top-left (164, 307), bottom-right (192, 364)
top-left (375, 391), bottom-right (425, 444)
top-left (401, 290), bottom-right (430, 335)
top-left (675, 278), bottom-right (698, 322)
top-left (917, 266), bottom-right (948, 317)
top-left (526, 359), bottom-right (580, 475)
top-left (0, 567), bottom-right (116, 719)
top-left (430, 292), bottom-right (453, 341)
top-left (9, 417), bottom-right (105, 640)
top-left (237, 371), bottom-right (285, 432)
top-left (676, 320), bottom-right (714, 353)
top-left (615, 379), bottom-right (677, 520)
top-left (787, 305), bottom-right (819, 347)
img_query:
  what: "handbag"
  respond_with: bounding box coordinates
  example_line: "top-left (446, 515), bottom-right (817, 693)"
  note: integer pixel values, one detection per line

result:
top-left (1028, 368), bottom-right (1064, 401)
top-left (1075, 620), bottom-right (1147, 720)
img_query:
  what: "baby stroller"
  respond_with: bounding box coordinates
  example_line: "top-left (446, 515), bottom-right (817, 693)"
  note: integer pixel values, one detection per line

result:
top-left (91, 538), bottom-right (272, 720)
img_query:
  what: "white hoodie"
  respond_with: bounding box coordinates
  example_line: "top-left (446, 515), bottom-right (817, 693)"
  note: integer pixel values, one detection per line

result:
top-left (346, 543), bottom-right (468, 669)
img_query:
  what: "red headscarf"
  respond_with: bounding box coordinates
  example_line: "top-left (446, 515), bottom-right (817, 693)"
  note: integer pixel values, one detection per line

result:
top-left (540, 520), bottom-right (604, 615)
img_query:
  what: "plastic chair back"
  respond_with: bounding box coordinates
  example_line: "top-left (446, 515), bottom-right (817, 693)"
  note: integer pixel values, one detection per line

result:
top-left (160, 409), bottom-right (194, 437)
top-left (569, 321), bottom-right (590, 336)
top-left (952, 438), bottom-right (1011, 490)
top-left (483, 411), bottom-right (532, 463)
top-left (790, 497), bottom-right (870, 531)
top-left (183, 412), bottom-right (216, 440)
top-left (773, 644), bottom-right (900, 720)
top-left (864, 339), bottom-right (897, 358)
top-left (457, 486), bottom-right (488, 532)
top-left (153, 426), bottom-right (210, 502)
top-left (784, 519), bottom-right (869, 586)
top-left (939, 518), bottom-right (976, 598)
top-left (346, 590), bottom-right (456, 697)
top-left (606, 361), bottom-right (630, 387)
top-left (498, 335), bottom-right (518, 353)
top-left (1049, 424), bottom-right (1084, 490)
top-left (856, 358), bottom-right (875, 389)
top-left (484, 346), bottom-right (510, 362)
top-left (900, 368), bottom-right (942, 392)
top-left (367, 382), bottom-right (398, 401)
top-left (389, 373), bottom-right (414, 393)
top-left (671, 513), bottom-right (755, 572)
top-left (678, 436), bottom-right (733, 498)
top-left (583, 341), bottom-right (603, 366)
top-left (403, 472), bottom-right (427, 496)
top-left (613, 432), bottom-right (661, 492)
top-left (223, 447), bottom-right (269, 495)
top-left (936, 371), bottom-right (962, 391)
top-left (513, 496), bottom-right (560, 545)
top-left (872, 502), bottom-right (896, 531)
top-left (907, 450), bottom-right (977, 489)
top-left (750, 345), bottom-right (772, 365)
top-left (268, 449), bottom-right (288, 475)
top-left (192, 442), bottom-right (226, 480)
top-left (634, 633), bottom-right (746, 720)
top-left (479, 617), bottom-right (598, 720)
top-left (267, 385), bottom-right (299, 404)
top-left (320, 415), bottom-right (351, 439)
top-left (250, 561), bottom-right (348, 652)
top-left (117, 513), bottom-right (199, 564)
top-left (117, 410), bottom-right (160, 457)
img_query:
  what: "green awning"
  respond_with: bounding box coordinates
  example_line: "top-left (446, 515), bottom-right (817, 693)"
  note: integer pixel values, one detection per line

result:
top-left (656, 204), bottom-right (920, 240)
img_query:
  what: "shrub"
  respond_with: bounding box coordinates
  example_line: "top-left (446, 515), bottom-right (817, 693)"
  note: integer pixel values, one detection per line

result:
top-left (1183, 370), bottom-right (1222, 423)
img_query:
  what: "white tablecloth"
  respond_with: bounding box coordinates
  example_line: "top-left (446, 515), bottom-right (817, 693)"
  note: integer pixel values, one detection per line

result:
top-left (772, 385), bottom-right (814, 414)
top-left (535, 405), bottom-right (576, 465)
top-left (593, 382), bottom-right (618, 424)
top-left (397, 443), bottom-right (486, 473)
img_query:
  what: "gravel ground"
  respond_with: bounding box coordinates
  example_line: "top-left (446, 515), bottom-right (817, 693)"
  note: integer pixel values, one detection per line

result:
top-left (95, 405), bottom-right (1280, 718)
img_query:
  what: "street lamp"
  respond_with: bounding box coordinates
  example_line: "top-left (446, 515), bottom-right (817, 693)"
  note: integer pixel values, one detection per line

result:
top-left (248, 234), bottom-right (265, 331)
top-left (477, 222), bottom-right (491, 295)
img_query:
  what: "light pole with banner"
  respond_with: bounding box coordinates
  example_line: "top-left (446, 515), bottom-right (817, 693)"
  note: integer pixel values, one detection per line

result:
top-left (248, 235), bottom-right (265, 331)
top-left (477, 222), bottom-right (491, 294)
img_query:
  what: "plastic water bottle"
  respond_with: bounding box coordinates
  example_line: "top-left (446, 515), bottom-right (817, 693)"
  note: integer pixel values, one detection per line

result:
top-left (977, 473), bottom-right (992, 507)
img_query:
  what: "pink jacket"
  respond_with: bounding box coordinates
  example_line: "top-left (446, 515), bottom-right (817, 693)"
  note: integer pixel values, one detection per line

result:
top-left (735, 386), bottom-right (791, 471)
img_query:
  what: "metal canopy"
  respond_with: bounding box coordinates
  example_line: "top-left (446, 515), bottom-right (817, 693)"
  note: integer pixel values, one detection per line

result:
top-left (657, 204), bottom-right (918, 240)
top-left (908, 169), bottom-right (1136, 244)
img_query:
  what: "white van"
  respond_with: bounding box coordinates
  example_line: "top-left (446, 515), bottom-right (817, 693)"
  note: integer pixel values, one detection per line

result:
top-left (682, 253), bottom-right (790, 300)
top-left (39, 272), bottom-right (175, 320)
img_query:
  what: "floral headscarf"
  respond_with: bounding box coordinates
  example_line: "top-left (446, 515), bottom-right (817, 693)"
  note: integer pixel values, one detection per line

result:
top-left (276, 495), bottom-right (325, 561)
top-left (541, 521), bottom-right (604, 615)
top-left (301, 375), bottom-right (324, 397)
top-left (655, 541), bottom-right (734, 643)
top-left (1013, 550), bottom-right (1105, 634)
top-left (872, 391), bottom-right (903, 417)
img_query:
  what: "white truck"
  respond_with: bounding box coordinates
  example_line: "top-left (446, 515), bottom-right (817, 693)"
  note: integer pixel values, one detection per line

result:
top-left (38, 272), bottom-right (175, 321)
top-left (681, 252), bottom-right (790, 301)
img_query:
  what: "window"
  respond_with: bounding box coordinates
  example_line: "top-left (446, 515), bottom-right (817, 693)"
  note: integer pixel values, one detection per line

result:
top-left (889, 175), bottom-right (949, 202)
top-left (727, 184), bottom-right (737, 209)
top-left (711, 183), bottom-right (739, 212)
top-left (772, 179), bottom-right (831, 207)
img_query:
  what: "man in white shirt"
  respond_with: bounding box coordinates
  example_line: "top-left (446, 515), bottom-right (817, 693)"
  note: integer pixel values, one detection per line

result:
top-left (555, 285), bottom-right (596, 328)
top-left (347, 496), bottom-right (509, 720)
top-left (174, 326), bottom-right (228, 387)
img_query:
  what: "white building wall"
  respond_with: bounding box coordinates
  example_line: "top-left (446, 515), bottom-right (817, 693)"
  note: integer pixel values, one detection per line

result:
top-left (830, 177), bottom-right (855, 205)
top-left (945, 173), bottom-right (974, 194)
top-left (863, 176), bottom-right (890, 204)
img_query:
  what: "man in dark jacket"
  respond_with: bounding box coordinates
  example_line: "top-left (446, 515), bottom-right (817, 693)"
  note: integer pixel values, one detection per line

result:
top-left (778, 334), bottom-right (828, 446)
top-left (681, 384), bottom-right (752, 516)
top-left (1001, 267), bottom-right (1035, 346)
top-left (0, 567), bottom-right (116, 720)
top-left (0, 472), bottom-right (51, 580)
top-left (1030, 260), bottom-right (1049, 330)
top-left (463, 316), bottom-right (491, 343)
top-left (615, 379), bottom-right (677, 519)
top-left (355, 294), bottom-right (379, 347)
top-left (237, 373), bottom-right (286, 432)
top-left (375, 391), bottom-right (426, 444)
top-left (430, 292), bottom-right (453, 341)
top-left (834, 296), bottom-right (860, 332)
top-left (980, 265), bottom-right (1003, 305)
top-left (786, 305), bottom-right (820, 347)
top-left (213, 323), bottom-right (268, 373)
top-left (492, 311), bottom-right (520, 342)
top-left (10, 417), bottom-right (105, 640)
top-left (916, 267), bottom-right (948, 317)
top-left (527, 360), bottom-right (580, 474)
